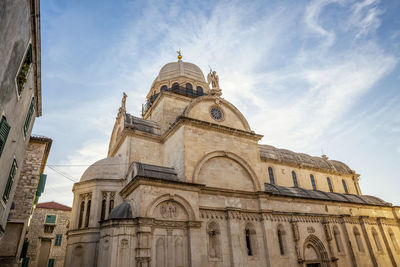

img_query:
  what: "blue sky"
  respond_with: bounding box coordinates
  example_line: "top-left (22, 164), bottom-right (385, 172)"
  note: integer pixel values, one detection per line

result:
top-left (34, 0), bottom-right (400, 206)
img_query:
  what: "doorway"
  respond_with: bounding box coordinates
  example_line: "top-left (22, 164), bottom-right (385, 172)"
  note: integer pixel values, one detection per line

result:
top-left (37, 238), bottom-right (51, 267)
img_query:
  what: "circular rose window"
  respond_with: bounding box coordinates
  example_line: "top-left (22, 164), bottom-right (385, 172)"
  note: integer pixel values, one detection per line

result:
top-left (210, 106), bottom-right (224, 121)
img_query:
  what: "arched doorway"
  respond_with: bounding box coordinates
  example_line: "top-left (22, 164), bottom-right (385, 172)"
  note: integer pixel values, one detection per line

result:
top-left (303, 234), bottom-right (330, 267)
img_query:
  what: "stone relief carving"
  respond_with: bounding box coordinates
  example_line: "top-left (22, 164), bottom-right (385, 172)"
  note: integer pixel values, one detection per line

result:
top-left (307, 226), bottom-right (315, 234)
top-left (160, 201), bottom-right (179, 219)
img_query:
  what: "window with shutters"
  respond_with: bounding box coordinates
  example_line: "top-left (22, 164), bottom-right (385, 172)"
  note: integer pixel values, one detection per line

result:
top-left (47, 258), bottom-right (55, 267)
top-left (16, 43), bottom-right (33, 95)
top-left (2, 159), bottom-right (17, 203)
top-left (45, 214), bottom-right (56, 224)
top-left (0, 116), bottom-right (11, 158)
top-left (55, 234), bottom-right (62, 246)
top-left (23, 98), bottom-right (35, 136)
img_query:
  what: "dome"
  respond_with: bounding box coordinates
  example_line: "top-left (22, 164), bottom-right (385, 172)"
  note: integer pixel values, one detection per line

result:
top-left (80, 157), bottom-right (125, 182)
top-left (152, 61), bottom-right (206, 85)
top-left (108, 201), bottom-right (133, 219)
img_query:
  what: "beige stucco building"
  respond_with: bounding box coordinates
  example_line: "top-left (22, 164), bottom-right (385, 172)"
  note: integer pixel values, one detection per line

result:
top-left (65, 57), bottom-right (400, 267)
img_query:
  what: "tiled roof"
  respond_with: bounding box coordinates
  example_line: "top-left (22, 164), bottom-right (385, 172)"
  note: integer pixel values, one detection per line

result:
top-left (264, 184), bottom-right (391, 207)
top-left (36, 201), bottom-right (72, 211)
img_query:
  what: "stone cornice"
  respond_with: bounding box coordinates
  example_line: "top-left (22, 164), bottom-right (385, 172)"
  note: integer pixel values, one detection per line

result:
top-left (119, 176), bottom-right (204, 198)
top-left (162, 116), bottom-right (263, 142)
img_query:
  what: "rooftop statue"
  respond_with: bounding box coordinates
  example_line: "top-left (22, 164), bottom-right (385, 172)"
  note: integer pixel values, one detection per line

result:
top-left (119, 92), bottom-right (127, 114)
top-left (207, 67), bottom-right (222, 96)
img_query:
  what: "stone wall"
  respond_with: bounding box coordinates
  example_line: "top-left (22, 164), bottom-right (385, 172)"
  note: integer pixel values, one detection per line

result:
top-left (26, 207), bottom-right (71, 267)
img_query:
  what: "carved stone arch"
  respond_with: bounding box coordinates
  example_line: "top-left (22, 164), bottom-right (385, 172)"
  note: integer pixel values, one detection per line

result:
top-left (303, 234), bottom-right (330, 267)
top-left (192, 150), bottom-right (261, 191)
top-left (146, 193), bottom-right (196, 221)
top-left (183, 95), bottom-right (251, 131)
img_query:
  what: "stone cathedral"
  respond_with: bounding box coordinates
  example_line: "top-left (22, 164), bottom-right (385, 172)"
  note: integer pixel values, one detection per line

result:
top-left (65, 55), bottom-right (400, 267)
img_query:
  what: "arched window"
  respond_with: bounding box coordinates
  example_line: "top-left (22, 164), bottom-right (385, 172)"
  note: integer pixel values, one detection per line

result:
top-left (85, 199), bottom-right (91, 228)
top-left (353, 227), bottom-right (364, 252)
top-left (342, 179), bottom-right (348, 194)
top-left (268, 167), bottom-right (275, 185)
top-left (100, 199), bottom-right (106, 221)
top-left (172, 82), bottom-right (179, 90)
top-left (292, 171), bottom-right (298, 188)
top-left (245, 224), bottom-right (257, 256)
top-left (389, 229), bottom-right (399, 251)
top-left (109, 198), bottom-right (114, 214)
top-left (160, 85), bottom-right (168, 91)
top-left (310, 174), bottom-right (316, 190)
top-left (186, 83), bottom-right (193, 90)
top-left (372, 228), bottom-right (383, 251)
top-left (333, 226), bottom-right (344, 253)
top-left (277, 224), bottom-right (286, 255)
top-left (78, 200), bottom-right (85, 228)
top-left (207, 222), bottom-right (221, 259)
top-left (196, 86), bottom-right (203, 95)
top-left (327, 177), bottom-right (333, 192)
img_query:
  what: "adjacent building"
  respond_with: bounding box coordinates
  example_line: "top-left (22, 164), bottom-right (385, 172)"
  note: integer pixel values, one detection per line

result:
top-left (0, 0), bottom-right (42, 237)
top-left (0, 135), bottom-right (52, 266)
top-left (26, 201), bottom-right (71, 267)
top-left (65, 57), bottom-right (400, 267)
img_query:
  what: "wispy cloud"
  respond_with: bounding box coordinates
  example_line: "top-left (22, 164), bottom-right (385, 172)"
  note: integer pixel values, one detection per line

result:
top-left (36, 0), bottom-right (400, 205)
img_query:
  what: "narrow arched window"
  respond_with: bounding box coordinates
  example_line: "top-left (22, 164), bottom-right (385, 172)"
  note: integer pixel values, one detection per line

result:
top-left (353, 227), bottom-right (364, 252)
top-left (333, 226), bottom-right (344, 253)
top-left (196, 86), bottom-right (203, 95)
top-left (109, 198), bottom-right (114, 214)
top-left (172, 82), bottom-right (179, 90)
top-left (268, 167), bottom-right (275, 185)
top-left (186, 83), bottom-right (193, 90)
top-left (342, 179), bottom-right (348, 194)
top-left (310, 174), bottom-right (316, 190)
top-left (372, 228), bottom-right (383, 251)
top-left (85, 199), bottom-right (91, 228)
top-left (277, 224), bottom-right (286, 255)
top-left (160, 85), bottom-right (168, 91)
top-left (327, 177), bottom-right (333, 192)
top-left (78, 200), bottom-right (85, 228)
top-left (100, 199), bottom-right (106, 221)
top-left (292, 171), bottom-right (298, 188)
top-left (389, 229), bottom-right (399, 251)
top-left (245, 228), bottom-right (252, 256)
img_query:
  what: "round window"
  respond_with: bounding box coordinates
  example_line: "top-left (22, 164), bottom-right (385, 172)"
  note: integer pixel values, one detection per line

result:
top-left (210, 106), bottom-right (223, 121)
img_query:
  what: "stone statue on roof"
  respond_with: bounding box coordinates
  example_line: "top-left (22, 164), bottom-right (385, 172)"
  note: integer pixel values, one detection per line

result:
top-left (119, 92), bottom-right (127, 114)
top-left (207, 67), bottom-right (222, 96)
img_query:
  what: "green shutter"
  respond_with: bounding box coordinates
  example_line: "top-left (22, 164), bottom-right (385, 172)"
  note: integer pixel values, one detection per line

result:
top-left (45, 215), bottom-right (56, 224)
top-left (55, 234), bottom-right (62, 246)
top-left (17, 44), bottom-right (33, 95)
top-left (23, 98), bottom-right (35, 136)
top-left (0, 116), bottom-right (11, 158)
top-left (2, 159), bottom-right (18, 202)
top-left (36, 174), bottom-right (47, 197)
top-left (48, 258), bottom-right (54, 267)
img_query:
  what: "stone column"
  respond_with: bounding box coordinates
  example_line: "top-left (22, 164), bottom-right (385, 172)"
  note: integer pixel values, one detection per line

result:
top-left (290, 217), bottom-right (303, 265)
top-left (260, 214), bottom-right (271, 267)
top-left (135, 218), bottom-right (152, 267)
top-left (359, 216), bottom-right (378, 267)
top-left (339, 215), bottom-right (357, 267)
top-left (226, 209), bottom-right (243, 267)
top-left (105, 192), bottom-right (111, 219)
top-left (322, 219), bottom-right (338, 267)
top-left (376, 217), bottom-right (396, 267)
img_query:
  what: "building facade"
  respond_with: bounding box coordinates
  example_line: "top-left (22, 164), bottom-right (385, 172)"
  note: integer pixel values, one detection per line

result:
top-left (0, 135), bottom-right (51, 266)
top-left (26, 202), bottom-right (71, 267)
top-left (65, 57), bottom-right (400, 267)
top-left (0, 0), bottom-right (42, 237)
